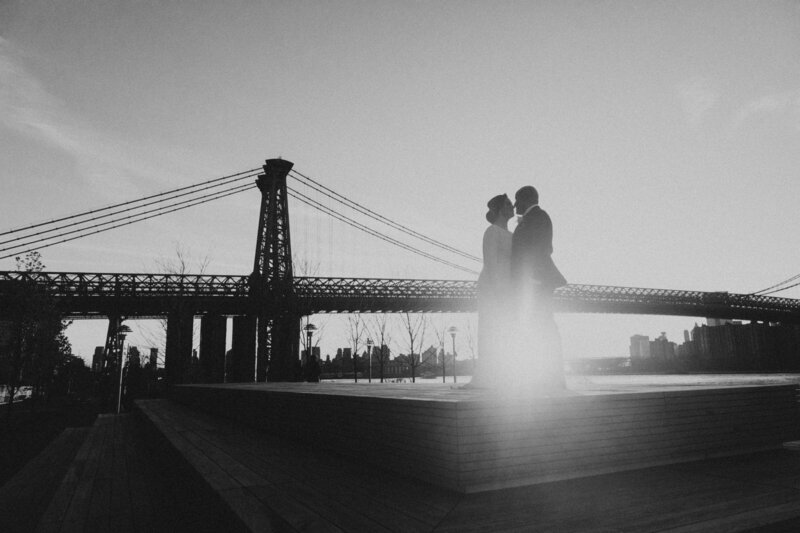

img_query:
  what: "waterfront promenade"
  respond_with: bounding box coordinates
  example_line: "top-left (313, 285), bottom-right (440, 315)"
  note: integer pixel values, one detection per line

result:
top-left (2, 376), bottom-right (799, 532)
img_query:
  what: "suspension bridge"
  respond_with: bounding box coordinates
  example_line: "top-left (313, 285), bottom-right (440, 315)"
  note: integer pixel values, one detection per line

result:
top-left (1, 158), bottom-right (799, 384)
top-left (3, 158), bottom-right (800, 531)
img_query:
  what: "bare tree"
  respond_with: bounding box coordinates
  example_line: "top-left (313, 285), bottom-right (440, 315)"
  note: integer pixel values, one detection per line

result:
top-left (294, 254), bottom-right (328, 365)
top-left (347, 313), bottom-right (367, 382)
top-left (140, 243), bottom-right (210, 367)
top-left (368, 313), bottom-right (393, 383)
top-left (431, 318), bottom-right (448, 382)
top-left (400, 312), bottom-right (429, 383)
top-left (462, 317), bottom-right (478, 375)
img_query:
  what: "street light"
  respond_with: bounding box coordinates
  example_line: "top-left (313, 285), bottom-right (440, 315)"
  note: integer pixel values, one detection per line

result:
top-left (447, 326), bottom-right (458, 384)
top-left (116, 324), bottom-right (133, 414)
top-left (304, 323), bottom-right (317, 365)
top-left (367, 338), bottom-right (374, 383)
top-left (440, 338), bottom-right (446, 383)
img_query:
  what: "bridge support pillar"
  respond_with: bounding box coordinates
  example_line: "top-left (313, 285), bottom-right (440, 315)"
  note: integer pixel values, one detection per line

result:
top-left (256, 317), bottom-right (269, 382)
top-left (199, 314), bottom-right (227, 383)
top-left (165, 311), bottom-right (193, 385)
top-left (264, 314), bottom-right (301, 382)
top-left (230, 315), bottom-right (256, 382)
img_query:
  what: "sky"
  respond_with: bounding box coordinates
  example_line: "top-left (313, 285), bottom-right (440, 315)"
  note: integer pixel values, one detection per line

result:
top-left (1, 1), bottom-right (799, 365)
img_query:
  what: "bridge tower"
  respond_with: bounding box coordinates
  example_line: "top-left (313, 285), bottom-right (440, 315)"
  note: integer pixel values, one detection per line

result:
top-left (250, 158), bottom-right (299, 382)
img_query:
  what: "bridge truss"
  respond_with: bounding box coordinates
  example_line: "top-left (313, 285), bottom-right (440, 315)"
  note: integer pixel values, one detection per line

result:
top-left (2, 271), bottom-right (799, 324)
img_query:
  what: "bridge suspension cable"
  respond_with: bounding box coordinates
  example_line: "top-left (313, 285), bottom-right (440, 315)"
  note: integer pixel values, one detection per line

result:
top-left (755, 278), bottom-right (800, 296)
top-left (0, 171), bottom-right (262, 249)
top-left (750, 272), bottom-right (800, 296)
top-left (0, 167), bottom-right (261, 239)
top-left (0, 181), bottom-right (256, 261)
top-left (289, 169), bottom-right (481, 264)
top-left (287, 186), bottom-right (479, 276)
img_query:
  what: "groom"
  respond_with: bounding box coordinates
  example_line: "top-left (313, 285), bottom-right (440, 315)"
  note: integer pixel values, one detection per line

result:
top-left (511, 185), bottom-right (567, 389)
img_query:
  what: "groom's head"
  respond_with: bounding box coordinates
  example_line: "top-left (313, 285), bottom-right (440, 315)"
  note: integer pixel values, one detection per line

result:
top-left (514, 186), bottom-right (539, 215)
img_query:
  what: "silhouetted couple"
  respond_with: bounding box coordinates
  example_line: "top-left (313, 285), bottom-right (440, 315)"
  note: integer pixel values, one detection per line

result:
top-left (474, 186), bottom-right (567, 393)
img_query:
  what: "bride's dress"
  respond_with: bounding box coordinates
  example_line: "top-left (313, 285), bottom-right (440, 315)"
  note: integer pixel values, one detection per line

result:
top-left (475, 224), bottom-right (512, 388)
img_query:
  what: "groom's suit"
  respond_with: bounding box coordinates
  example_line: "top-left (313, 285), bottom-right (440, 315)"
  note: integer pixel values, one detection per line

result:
top-left (511, 204), bottom-right (566, 388)
top-left (510, 205), bottom-right (566, 291)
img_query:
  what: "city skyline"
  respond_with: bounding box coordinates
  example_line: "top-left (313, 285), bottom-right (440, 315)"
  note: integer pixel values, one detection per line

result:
top-left (2, 2), bottom-right (799, 364)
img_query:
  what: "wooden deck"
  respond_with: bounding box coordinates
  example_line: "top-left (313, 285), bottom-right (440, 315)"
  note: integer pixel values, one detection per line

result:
top-left (9, 386), bottom-right (800, 532)
top-left (171, 381), bottom-right (800, 493)
top-left (0, 426), bottom-right (89, 532)
top-left (136, 397), bottom-right (800, 532)
top-left (33, 413), bottom-right (233, 533)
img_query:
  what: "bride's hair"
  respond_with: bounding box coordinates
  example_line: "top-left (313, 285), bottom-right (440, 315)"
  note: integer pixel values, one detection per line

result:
top-left (486, 194), bottom-right (509, 223)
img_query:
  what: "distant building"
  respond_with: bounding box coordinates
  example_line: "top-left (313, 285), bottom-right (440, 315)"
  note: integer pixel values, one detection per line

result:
top-left (629, 333), bottom-right (677, 371)
top-left (683, 319), bottom-right (800, 371)
top-left (92, 346), bottom-right (105, 373)
top-left (650, 332), bottom-right (677, 363)
top-left (421, 345), bottom-right (439, 367)
top-left (301, 346), bottom-right (321, 362)
top-left (629, 335), bottom-right (650, 359)
top-left (128, 346), bottom-right (141, 368)
top-left (149, 348), bottom-right (159, 367)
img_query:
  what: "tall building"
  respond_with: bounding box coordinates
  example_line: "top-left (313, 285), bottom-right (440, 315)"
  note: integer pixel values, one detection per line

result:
top-left (650, 332), bottom-right (676, 362)
top-left (149, 348), bottom-right (159, 367)
top-left (128, 346), bottom-right (141, 368)
top-left (92, 346), bottom-right (105, 373)
top-left (301, 346), bottom-right (321, 362)
top-left (629, 335), bottom-right (650, 359)
top-left (685, 320), bottom-right (800, 371)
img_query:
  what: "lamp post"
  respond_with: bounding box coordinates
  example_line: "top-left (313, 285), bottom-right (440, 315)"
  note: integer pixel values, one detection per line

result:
top-left (353, 348), bottom-right (358, 383)
top-left (367, 338), bottom-right (374, 383)
top-left (303, 323), bottom-right (317, 365)
top-left (116, 324), bottom-right (132, 414)
top-left (447, 326), bottom-right (458, 384)
top-left (440, 339), bottom-right (446, 383)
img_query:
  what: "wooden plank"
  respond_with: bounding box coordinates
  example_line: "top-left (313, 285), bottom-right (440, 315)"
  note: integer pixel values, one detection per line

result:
top-left (37, 424), bottom-right (103, 532)
top-left (59, 415), bottom-right (112, 527)
top-left (455, 414), bottom-right (795, 462)
top-left (246, 485), bottom-right (344, 532)
top-left (0, 427), bottom-right (89, 533)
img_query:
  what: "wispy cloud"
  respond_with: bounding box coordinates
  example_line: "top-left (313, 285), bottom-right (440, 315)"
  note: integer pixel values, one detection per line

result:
top-left (732, 90), bottom-right (800, 129)
top-left (676, 78), bottom-right (718, 128)
top-left (0, 37), bottom-right (210, 198)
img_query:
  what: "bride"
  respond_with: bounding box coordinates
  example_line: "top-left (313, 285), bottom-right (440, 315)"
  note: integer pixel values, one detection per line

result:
top-left (473, 194), bottom-right (514, 388)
